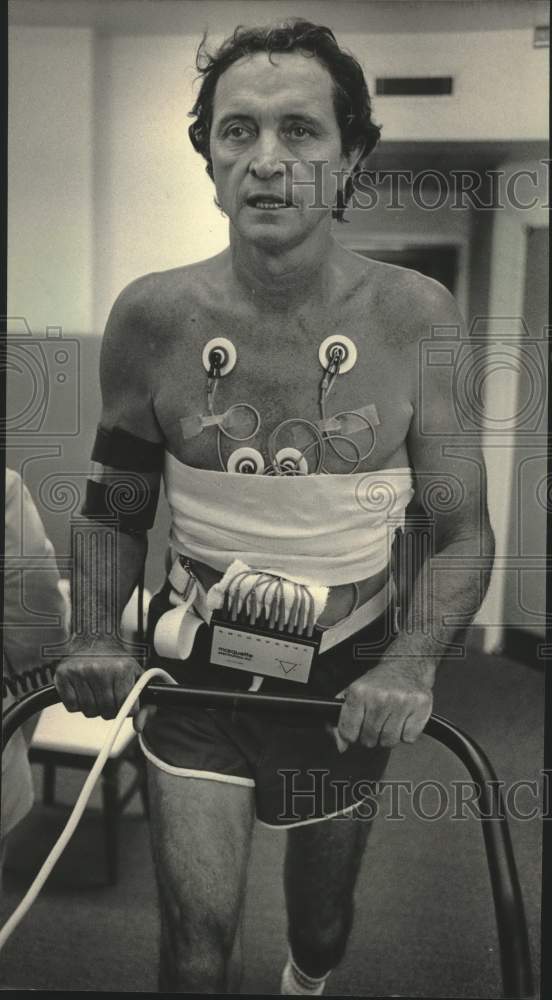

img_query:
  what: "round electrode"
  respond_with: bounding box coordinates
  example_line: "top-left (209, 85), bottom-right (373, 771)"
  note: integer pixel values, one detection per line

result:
top-left (202, 338), bottom-right (237, 377)
top-left (227, 447), bottom-right (265, 475)
top-left (318, 335), bottom-right (357, 374)
top-left (274, 447), bottom-right (308, 475)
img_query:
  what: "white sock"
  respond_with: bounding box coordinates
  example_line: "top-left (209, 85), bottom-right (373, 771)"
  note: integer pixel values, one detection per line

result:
top-left (280, 951), bottom-right (332, 995)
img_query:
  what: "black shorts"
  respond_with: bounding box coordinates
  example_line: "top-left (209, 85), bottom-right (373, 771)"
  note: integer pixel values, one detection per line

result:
top-left (141, 580), bottom-right (397, 828)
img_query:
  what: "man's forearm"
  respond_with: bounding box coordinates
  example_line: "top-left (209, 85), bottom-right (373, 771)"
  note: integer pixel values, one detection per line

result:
top-left (71, 523), bottom-right (147, 643)
top-left (386, 531), bottom-right (495, 685)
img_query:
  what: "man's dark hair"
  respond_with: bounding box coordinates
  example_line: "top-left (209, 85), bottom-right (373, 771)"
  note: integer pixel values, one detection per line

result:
top-left (188, 19), bottom-right (381, 222)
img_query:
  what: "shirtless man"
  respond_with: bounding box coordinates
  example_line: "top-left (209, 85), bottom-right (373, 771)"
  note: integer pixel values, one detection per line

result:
top-left (55, 20), bottom-right (494, 995)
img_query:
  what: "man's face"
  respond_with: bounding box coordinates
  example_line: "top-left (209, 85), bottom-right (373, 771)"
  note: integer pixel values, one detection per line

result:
top-left (209, 51), bottom-right (356, 249)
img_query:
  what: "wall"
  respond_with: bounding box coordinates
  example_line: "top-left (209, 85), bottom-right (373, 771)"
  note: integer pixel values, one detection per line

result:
top-left (5, 336), bottom-right (172, 594)
top-left (8, 25), bottom-right (94, 334)
top-left (501, 225), bottom-right (548, 638)
top-left (92, 31), bottom-right (227, 332)
top-left (352, 27), bottom-right (547, 142)
top-left (474, 159), bottom-right (548, 647)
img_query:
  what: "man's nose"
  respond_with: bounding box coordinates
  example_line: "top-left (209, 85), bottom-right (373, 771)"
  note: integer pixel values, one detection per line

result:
top-left (248, 131), bottom-right (285, 179)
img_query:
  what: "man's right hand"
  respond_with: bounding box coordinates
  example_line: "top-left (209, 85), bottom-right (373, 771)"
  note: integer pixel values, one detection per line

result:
top-left (54, 640), bottom-right (144, 720)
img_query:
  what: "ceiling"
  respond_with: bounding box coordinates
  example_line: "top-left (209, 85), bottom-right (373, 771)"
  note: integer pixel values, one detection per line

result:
top-left (8, 0), bottom-right (550, 35)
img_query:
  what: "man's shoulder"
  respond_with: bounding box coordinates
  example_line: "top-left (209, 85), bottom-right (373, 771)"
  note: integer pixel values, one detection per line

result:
top-left (357, 258), bottom-right (461, 348)
top-left (110, 255), bottom-right (227, 331)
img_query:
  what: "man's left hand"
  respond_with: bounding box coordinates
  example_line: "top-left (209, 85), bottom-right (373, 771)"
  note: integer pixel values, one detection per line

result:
top-left (332, 660), bottom-right (434, 751)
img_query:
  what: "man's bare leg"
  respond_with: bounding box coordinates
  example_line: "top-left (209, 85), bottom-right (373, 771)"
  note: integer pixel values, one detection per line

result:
top-left (284, 813), bottom-right (371, 984)
top-left (146, 762), bottom-right (255, 993)
top-left (227, 907), bottom-right (246, 993)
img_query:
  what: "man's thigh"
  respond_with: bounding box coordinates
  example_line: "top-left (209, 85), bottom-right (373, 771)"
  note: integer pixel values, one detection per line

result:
top-left (146, 762), bottom-right (256, 941)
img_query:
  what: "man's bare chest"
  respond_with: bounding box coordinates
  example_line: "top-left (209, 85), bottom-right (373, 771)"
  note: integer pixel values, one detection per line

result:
top-left (151, 310), bottom-right (413, 475)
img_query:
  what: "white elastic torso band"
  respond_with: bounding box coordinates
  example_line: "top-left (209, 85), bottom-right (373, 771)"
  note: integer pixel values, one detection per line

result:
top-left (164, 452), bottom-right (414, 586)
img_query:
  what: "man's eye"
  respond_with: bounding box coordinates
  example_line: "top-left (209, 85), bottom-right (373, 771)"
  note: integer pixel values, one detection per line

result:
top-left (287, 125), bottom-right (312, 140)
top-left (224, 125), bottom-right (252, 140)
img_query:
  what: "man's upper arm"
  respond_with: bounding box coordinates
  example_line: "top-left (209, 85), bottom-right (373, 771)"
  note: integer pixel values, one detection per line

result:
top-left (83, 277), bottom-right (165, 534)
top-left (405, 278), bottom-right (493, 553)
top-left (99, 277), bottom-right (163, 441)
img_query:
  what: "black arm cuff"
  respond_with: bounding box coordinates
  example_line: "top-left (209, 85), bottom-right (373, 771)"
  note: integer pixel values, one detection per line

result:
top-left (82, 477), bottom-right (160, 532)
top-left (91, 424), bottom-right (164, 473)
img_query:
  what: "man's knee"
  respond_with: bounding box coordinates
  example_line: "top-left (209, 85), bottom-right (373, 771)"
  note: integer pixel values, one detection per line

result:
top-left (160, 881), bottom-right (237, 956)
top-left (159, 904), bottom-right (236, 990)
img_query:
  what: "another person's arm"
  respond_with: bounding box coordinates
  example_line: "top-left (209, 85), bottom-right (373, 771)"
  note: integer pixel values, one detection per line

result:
top-left (335, 280), bottom-right (495, 750)
top-left (3, 469), bottom-right (69, 675)
top-left (2, 469), bottom-right (69, 841)
top-left (55, 279), bottom-right (165, 719)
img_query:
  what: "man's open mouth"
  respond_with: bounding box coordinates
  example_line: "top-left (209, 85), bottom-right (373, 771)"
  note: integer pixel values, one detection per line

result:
top-left (246, 194), bottom-right (292, 210)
